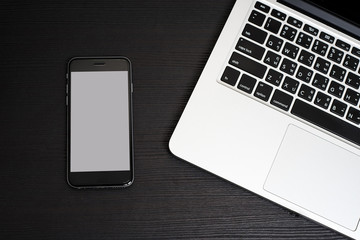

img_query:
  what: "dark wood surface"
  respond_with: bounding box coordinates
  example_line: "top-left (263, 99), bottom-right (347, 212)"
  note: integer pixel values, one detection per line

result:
top-left (0, 1), bottom-right (350, 239)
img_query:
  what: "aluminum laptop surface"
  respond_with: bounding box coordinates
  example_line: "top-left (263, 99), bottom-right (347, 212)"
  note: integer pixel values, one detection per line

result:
top-left (170, 0), bottom-right (360, 239)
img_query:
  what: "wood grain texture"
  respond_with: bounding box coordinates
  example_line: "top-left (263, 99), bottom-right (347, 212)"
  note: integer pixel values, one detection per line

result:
top-left (0, 0), bottom-right (350, 239)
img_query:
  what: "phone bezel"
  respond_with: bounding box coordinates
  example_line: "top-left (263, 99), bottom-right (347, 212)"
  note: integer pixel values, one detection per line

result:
top-left (66, 56), bottom-right (134, 189)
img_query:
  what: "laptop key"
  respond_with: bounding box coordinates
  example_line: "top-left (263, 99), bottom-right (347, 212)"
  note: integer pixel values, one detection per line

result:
top-left (237, 74), bottom-right (257, 93)
top-left (312, 40), bottom-right (328, 56)
top-left (303, 24), bottom-right (319, 36)
top-left (254, 1), bottom-right (270, 13)
top-left (328, 81), bottom-right (345, 98)
top-left (264, 17), bottom-right (282, 34)
top-left (312, 73), bottom-right (329, 90)
top-left (328, 47), bottom-right (344, 63)
top-left (346, 107), bottom-right (360, 124)
top-left (271, 9), bottom-right (286, 21)
top-left (320, 31), bottom-right (335, 44)
top-left (265, 69), bottom-right (283, 86)
top-left (280, 58), bottom-right (297, 75)
top-left (345, 72), bottom-right (360, 89)
top-left (229, 52), bottom-right (267, 78)
top-left (266, 35), bottom-right (283, 52)
top-left (329, 65), bottom-right (346, 82)
top-left (298, 84), bottom-right (315, 101)
top-left (254, 82), bottom-right (273, 102)
top-left (314, 57), bottom-right (330, 74)
top-left (249, 10), bottom-right (266, 27)
top-left (330, 99), bottom-right (347, 117)
top-left (296, 32), bottom-right (313, 49)
top-left (280, 25), bottom-right (297, 41)
top-left (291, 99), bottom-right (360, 146)
top-left (282, 42), bottom-right (299, 59)
top-left (296, 66), bottom-right (313, 83)
top-left (271, 89), bottom-right (293, 111)
top-left (221, 66), bottom-right (240, 86)
top-left (242, 24), bottom-right (267, 44)
top-left (298, 49), bottom-right (315, 67)
top-left (287, 16), bottom-right (302, 28)
top-left (236, 37), bottom-right (265, 60)
top-left (282, 76), bottom-right (299, 94)
top-left (344, 88), bottom-right (360, 106)
top-left (336, 39), bottom-right (350, 51)
top-left (264, 51), bottom-right (281, 68)
top-left (343, 54), bottom-right (359, 71)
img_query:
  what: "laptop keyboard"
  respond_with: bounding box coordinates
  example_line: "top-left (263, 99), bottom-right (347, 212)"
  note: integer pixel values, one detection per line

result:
top-left (219, 1), bottom-right (360, 146)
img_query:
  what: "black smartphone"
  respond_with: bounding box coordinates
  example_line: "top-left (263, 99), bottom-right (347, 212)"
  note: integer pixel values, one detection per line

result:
top-left (66, 57), bottom-right (134, 188)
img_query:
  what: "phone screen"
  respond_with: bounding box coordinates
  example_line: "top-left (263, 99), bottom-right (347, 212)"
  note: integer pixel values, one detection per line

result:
top-left (67, 57), bottom-right (133, 188)
top-left (70, 71), bottom-right (130, 172)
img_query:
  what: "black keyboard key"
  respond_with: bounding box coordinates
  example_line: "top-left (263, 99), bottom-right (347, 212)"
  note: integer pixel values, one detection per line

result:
top-left (264, 51), bottom-right (281, 68)
top-left (298, 49), bottom-right (315, 67)
top-left (328, 47), bottom-right (344, 63)
top-left (242, 24), bottom-right (268, 44)
top-left (237, 74), bottom-right (257, 93)
top-left (254, 82), bottom-right (273, 102)
top-left (330, 99), bottom-right (347, 117)
top-left (282, 76), bottom-right (299, 94)
top-left (343, 54), bottom-right (359, 71)
top-left (282, 42), bottom-right (299, 59)
top-left (346, 72), bottom-right (360, 89)
top-left (229, 52), bottom-right (267, 78)
top-left (298, 84), bottom-right (315, 101)
top-left (296, 66), bottom-right (313, 83)
top-left (344, 88), bottom-right (360, 105)
top-left (312, 40), bottom-right (328, 56)
top-left (236, 37), bottom-right (265, 60)
top-left (221, 66), bottom-right (240, 86)
top-left (249, 10), bottom-right (266, 27)
top-left (264, 17), bottom-right (281, 34)
top-left (296, 32), bottom-right (313, 49)
top-left (314, 57), bottom-right (331, 74)
top-left (314, 92), bottom-right (331, 109)
top-left (329, 65), bottom-right (346, 82)
top-left (320, 32), bottom-right (335, 44)
top-left (271, 89), bottom-right (293, 111)
top-left (266, 35), bottom-right (283, 52)
top-left (336, 39), bottom-right (351, 51)
top-left (352, 47), bottom-right (360, 57)
top-left (254, 1), bottom-right (270, 13)
top-left (347, 107), bottom-right (360, 124)
top-left (280, 25), bottom-right (297, 41)
top-left (280, 58), bottom-right (297, 75)
top-left (265, 69), bottom-right (283, 86)
top-left (303, 24), bottom-right (319, 36)
top-left (328, 81), bottom-right (345, 98)
top-left (291, 99), bottom-right (360, 146)
top-left (271, 9), bottom-right (286, 21)
top-left (312, 73), bottom-right (329, 90)
top-left (287, 16), bottom-right (302, 28)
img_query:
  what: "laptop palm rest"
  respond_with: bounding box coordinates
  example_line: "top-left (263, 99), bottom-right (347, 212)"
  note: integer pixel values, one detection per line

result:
top-left (264, 124), bottom-right (360, 231)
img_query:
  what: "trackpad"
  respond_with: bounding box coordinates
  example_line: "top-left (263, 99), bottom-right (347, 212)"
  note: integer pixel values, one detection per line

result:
top-left (264, 124), bottom-right (360, 231)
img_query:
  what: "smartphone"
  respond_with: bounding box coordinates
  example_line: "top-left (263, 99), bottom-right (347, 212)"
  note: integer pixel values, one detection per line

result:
top-left (66, 57), bottom-right (134, 188)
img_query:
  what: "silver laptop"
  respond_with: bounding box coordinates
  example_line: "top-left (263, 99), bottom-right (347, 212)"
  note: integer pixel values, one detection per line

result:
top-left (169, 0), bottom-right (360, 238)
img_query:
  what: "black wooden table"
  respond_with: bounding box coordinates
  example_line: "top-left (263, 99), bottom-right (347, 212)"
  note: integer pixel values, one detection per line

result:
top-left (0, 1), bottom-right (349, 239)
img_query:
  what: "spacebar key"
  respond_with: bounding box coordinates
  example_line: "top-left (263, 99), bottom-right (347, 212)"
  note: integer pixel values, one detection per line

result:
top-left (229, 52), bottom-right (267, 79)
top-left (291, 99), bottom-right (360, 146)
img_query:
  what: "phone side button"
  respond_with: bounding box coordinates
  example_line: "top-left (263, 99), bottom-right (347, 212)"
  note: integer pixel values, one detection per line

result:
top-left (66, 95), bottom-right (68, 106)
top-left (131, 83), bottom-right (134, 93)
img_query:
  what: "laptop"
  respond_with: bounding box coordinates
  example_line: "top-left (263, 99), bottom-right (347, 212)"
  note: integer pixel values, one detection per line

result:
top-left (169, 0), bottom-right (360, 239)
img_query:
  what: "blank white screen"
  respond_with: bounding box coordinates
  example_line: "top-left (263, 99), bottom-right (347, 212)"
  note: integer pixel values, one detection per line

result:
top-left (70, 71), bottom-right (130, 172)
